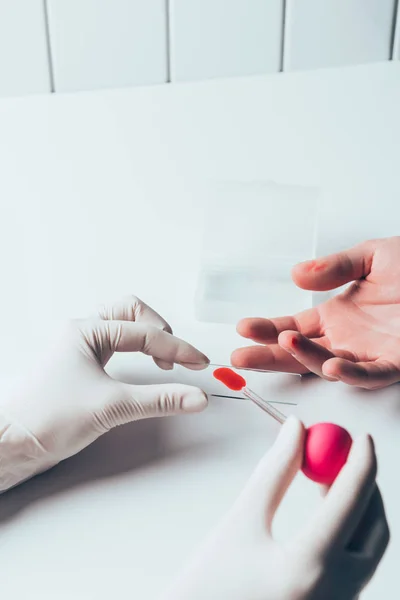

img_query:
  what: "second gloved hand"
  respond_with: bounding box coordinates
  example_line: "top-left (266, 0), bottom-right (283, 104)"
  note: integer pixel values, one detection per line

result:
top-left (0, 296), bottom-right (209, 492)
top-left (163, 417), bottom-right (389, 600)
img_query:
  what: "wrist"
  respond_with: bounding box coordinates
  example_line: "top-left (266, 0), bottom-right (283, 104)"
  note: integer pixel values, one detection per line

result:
top-left (0, 405), bottom-right (56, 492)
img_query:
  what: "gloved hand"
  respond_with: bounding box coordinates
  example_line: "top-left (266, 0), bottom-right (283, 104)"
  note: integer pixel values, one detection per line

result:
top-left (232, 236), bottom-right (400, 389)
top-left (0, 296), bottom-right (209, 492)
top-left (163, 417), bottom-right (389, 600)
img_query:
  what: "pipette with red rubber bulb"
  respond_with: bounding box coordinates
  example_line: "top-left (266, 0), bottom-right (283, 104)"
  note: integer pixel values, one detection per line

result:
top-left (213, 367), bottom-right (286, 424)
top-left (213, 366), bottom-right (352, 486)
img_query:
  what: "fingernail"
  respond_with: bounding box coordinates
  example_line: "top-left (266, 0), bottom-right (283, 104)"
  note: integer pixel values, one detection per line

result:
top-left (319, 484), bottom-right (329, 498)
top-left (348, 434), bottom-right (368, 461)
top-left (198, 354), bottom-right (210, 365)
top-left (322, 365), bottom-right (339, 381)
top-left (366, 433), bottom-right (374, 450)
top-left (182, 390), bottom-right (208, 413)
top-left (178, 361), bottom-right (209, 371)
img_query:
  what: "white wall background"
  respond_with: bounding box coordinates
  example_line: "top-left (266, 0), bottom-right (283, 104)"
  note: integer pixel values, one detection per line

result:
top-left (0, 0), bottom-right (399, 97)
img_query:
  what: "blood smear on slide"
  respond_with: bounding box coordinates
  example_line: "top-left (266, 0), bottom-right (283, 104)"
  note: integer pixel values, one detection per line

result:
top-left (213, 367), bottom-right (246, 391)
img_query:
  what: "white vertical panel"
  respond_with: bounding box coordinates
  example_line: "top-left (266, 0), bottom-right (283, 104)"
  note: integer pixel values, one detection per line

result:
top-left (393, 1), bottom-right (400, 59)
top-left (284, 0), bottom-right (396, 71)
top-left (0, 0), bottom-right (50, 97)
top-left (170, 0), bottom-right (284, 82)
top-left (47, 0), bottom-right (167, 92)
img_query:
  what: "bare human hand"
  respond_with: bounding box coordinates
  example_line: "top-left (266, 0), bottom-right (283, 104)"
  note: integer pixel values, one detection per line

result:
top-left (232, 237), bottom-right (400, 389)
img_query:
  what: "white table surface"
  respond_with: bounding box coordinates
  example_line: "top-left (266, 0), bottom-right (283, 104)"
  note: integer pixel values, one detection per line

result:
top-left (0, 62), bottom-right (399, 599)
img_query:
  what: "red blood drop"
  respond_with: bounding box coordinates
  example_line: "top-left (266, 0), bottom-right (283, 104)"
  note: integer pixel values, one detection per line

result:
top-left (303, 423), bottom-right (352, 485)
top-left (312, 261), bottom-right (328, 272)
top-left (291, 335), bottom-right (300, 348)
top-left (213, 367), bottom-right (246, 391)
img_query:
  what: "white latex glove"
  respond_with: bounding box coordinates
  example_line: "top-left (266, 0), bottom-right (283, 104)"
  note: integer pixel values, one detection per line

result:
top-left (164, 417), bottom-right (389, 600)
top-left (0, 296), bottom-right (209, 492)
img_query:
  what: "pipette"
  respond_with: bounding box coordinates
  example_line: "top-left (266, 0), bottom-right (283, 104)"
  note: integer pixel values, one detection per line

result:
top-left (212, 366), bottom-right (352, 485)
top-left (213, 367), bottom-right (286, 424)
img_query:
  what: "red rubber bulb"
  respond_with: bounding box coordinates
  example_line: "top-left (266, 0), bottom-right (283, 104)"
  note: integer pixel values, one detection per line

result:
top-left (302, 423), bottom-right (352, 485)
